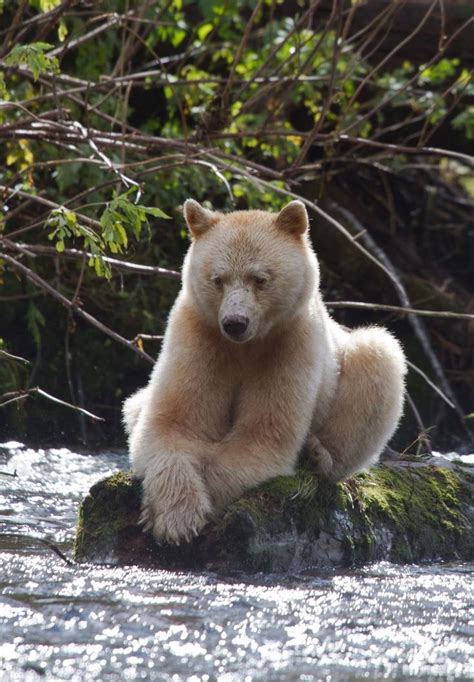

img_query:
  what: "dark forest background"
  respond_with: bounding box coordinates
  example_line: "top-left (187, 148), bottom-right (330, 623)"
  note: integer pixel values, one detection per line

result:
top-left (0, 0), bottom-right (473, 452)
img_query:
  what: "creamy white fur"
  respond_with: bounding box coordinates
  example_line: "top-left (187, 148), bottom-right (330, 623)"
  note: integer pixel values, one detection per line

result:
top-left (124, 200), bottom-right (407, 544)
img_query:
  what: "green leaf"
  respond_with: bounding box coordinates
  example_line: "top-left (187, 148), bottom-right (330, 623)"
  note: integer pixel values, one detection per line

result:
top-left (170, 27), bottom-right (186, 48)
top-left (197, 23), bottom-right (214, 42)
top-left (58, 19), bottom-right (68, 42)
top-left (114, 222), bottom-right (128, 247)
top-left (143, 207), bottom-right (171, 219)
top-left (100, 189), bottom-right (169, 249)
top-left (5, 42), bottom-right (59, 81)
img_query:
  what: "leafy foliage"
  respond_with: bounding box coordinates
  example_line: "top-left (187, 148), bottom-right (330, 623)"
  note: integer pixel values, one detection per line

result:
top-left (46, 190), bottom-right (170, 277)
top-left (4, 42), bottom-right (59, 80)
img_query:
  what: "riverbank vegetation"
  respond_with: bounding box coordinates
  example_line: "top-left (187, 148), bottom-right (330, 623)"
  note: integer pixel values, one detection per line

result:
top-left (0, 0), bottom-right (473, 450)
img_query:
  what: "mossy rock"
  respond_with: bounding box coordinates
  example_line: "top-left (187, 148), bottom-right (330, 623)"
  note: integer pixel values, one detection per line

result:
top-left (74, 457), bottom-right (474, 572)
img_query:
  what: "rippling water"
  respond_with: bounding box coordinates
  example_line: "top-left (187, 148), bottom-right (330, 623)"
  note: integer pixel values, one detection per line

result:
top-left (1, 441), bottom-right (473, 681)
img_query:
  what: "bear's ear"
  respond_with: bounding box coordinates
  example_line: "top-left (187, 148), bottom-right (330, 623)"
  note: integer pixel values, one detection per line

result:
top-left (275, 200), bottom-right (309, 237)
top-left (183, 199), bottom-right (217, 238)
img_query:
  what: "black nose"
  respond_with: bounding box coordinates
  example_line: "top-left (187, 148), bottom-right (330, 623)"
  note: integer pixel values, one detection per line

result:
top-left (222, 315), bottom-right (249, 339)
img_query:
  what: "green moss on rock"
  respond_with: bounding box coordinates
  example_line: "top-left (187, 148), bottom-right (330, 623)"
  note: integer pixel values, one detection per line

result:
top-left (75, 459), bottom-right (474, 572)
top-left (350, 464), bottom-right (470, 562)
top-left (75, 471), bottom-right (142, 563)
top-left (357, 466), bottom-right (461, 526)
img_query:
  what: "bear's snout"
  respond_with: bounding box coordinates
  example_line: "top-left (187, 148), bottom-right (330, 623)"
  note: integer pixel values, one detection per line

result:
top-left (222, 314), bottom-right (249, 341)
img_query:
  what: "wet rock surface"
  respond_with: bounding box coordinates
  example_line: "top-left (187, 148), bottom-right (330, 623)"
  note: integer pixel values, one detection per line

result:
top-left (75, 455), bottom-right (474, 572)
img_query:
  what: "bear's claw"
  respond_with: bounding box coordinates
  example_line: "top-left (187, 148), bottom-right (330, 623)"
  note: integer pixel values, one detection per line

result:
top-left (140, 464), bottom-right (213, 545)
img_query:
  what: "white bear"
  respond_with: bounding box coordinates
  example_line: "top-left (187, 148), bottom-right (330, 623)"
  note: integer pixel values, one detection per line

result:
top-left (123, 200), bottom-right (407, 544)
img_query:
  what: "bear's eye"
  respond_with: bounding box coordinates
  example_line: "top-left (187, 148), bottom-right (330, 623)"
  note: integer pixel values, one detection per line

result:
top-left (254, 275), bottom-right (268, 287)
top-left (212, 275), bottom-right (223, 288)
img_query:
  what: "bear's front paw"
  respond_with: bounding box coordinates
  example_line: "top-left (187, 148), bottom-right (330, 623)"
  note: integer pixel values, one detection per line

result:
top-left (306, 434), bottom-right (334, 476)
top-left (140, 457), bottom-right (213, 545)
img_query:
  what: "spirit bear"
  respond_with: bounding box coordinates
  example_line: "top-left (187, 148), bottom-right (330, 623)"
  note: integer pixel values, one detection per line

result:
top-left (123, 200), bottom-right (407, 544)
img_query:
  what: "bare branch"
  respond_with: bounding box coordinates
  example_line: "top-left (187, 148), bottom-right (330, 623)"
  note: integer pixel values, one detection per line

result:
top-left (1, 185), bottom-right (102, 231)
top-left (132, 334), bottom-right (164, 346)
top-left (0, 349), bottom-right (31, 364)
top-left (0, 387), bottom-right (105, 421)
top-left (2, 241), bottom-right (181, 280)
top-left (406, 361), bottom-right (455, 410)
top-left (1, 533), bottom-right (75, 566)
top-left (0, 469), bottom-right (18, 478)
top-left (325, 301), bottom-right (474, 321)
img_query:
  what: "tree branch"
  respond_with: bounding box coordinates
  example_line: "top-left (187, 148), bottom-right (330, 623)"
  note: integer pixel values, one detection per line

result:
top-left (0, 387), bottom-right (104, 422)
top-left (1, 253), bottom-right (155, 365)
top-left (325, 300), bottom-right (474, 321)
top-left (2, 240), bottom-right (181, 280)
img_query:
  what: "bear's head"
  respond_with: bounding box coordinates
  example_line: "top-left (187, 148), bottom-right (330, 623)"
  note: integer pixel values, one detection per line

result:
top-left (182, 199), bottom-right (319, 344)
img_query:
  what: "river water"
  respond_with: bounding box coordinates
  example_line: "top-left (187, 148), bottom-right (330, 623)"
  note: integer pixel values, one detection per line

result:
top-left (0, 441), bottom-right (473, 681)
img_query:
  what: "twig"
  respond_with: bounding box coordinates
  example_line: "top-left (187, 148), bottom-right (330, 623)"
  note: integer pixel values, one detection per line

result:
top-left (222, 0), bottom-right (264, 106)
top-left (325, 300), bottom-right (474, 321)
top-left (283, 134), bottom-right (474, 169)
top-left (405, 392), bottom-right (433, 455)
top-left (0, 0), bottom-right (28, 58)
top-left (66, 120), bottom-right (141, 192)
top-left (0, 533), bottom-right (75, 566)
top-left (132, 333), bottom-right (164, 345)
top-left (0, 386), bottom-right (105, 421)
top-left (38, 538), bottom-right (76, 566)
top-left (235, 0), bottom-right (321, 100)
top-left (347, 0), bottom-right (438, 112)
top-left (47, 14), bottom-right (123, 58)
top-left (64, 251), bottom-right (87, 431)
top-left (2, 241), bottom-right (181, 279)
top-left (194, 160), bottom-right (234, 203)
top-left (406, 361), bottom-right (455, 410)
top-left (0, 349), bottom-right (31, 364)
top-left (1, 185), bottom-right (102, 231)
top-left (292, 1), bottom-right (346, 166)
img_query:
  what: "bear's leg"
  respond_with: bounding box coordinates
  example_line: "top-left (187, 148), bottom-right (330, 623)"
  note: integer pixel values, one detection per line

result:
top-left (139, 451), bottom-right (213, 545)
top-left (129, 407), bottom-right (215, 545)
top-left (311, 326), bottom-right (407, 479)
